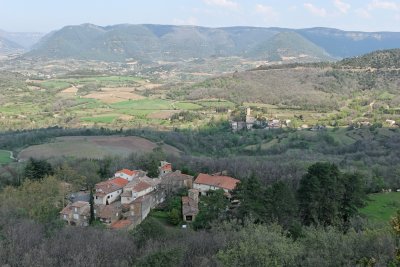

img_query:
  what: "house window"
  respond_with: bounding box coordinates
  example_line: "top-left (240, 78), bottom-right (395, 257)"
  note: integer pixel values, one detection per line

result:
top-left (63, 215), bottom-right (67, 219)
top-left (84, 216), bottom-right (87, 220)
top-left (96, 196), bottom-right (98, 199)
top-left (73, 214), bottom-right (79, 220)
top-left (186, 215), bottom-right (193, 221)
top-left (74, 208), bottom-right (78, 212)
top-left (107, 195), bottom-right (110, 199)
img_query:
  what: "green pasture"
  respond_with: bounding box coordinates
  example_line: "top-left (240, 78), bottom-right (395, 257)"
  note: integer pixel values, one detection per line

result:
top-left (360, 192), bottom-right (400, 222)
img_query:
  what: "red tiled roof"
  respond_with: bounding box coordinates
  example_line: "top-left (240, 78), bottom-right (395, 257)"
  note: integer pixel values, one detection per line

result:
top-left (160, 163), bottom-right (172, 171)
top-left (111, 177), bottom-right (129, 187)
top-left (194, 173), bottom-right (240, 191)
top-left (95, 178), bottom-right (128, 196)
top-left (116, 169), bottom-right (137, 176)
top-left (132, 181), bottom-right (152, 192)
top-left (111, 219), bottom-right (133, 230)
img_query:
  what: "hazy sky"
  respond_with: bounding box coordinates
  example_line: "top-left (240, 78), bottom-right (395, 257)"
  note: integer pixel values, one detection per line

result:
top-left (1, 0), bottom-right (400, 32)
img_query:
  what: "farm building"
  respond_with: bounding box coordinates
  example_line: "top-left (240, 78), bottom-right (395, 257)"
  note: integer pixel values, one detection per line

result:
top-left (194, 173), bottom-right (240, 196)
top-left (182, 189), bottom-right (199, 222)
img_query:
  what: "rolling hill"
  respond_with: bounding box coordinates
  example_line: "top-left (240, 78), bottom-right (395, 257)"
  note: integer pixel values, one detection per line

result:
top-left (171, 49), bottom-right (400, 111)
top-left (25, 24), bottom-right (400, 62)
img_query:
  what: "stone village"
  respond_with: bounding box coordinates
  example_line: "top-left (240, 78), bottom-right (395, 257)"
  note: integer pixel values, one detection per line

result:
top-left (60, 161), bottom-right (240, 230)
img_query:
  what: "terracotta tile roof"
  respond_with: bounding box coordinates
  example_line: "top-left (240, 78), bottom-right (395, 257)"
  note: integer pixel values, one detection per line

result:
top-left (111, 219), bottom-right (133, 230)
top-left (132, 181), bottom-right (152, 192)
top-left (111, 177), bottom-right (129, 187)
top-left (95, 178), bottom-right (128, 196)
top-left (160, 163), bottom-right (172, 171)
top-left (194, 173), bottom-right (240, 191)
top-left (116, 169), bottom-right (137, 176)
top-left (124, 176), bottom-right (160, 190)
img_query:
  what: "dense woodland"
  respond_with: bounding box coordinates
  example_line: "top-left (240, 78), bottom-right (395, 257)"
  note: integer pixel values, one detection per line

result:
top-left (0, 125), bottom-right (400, 266)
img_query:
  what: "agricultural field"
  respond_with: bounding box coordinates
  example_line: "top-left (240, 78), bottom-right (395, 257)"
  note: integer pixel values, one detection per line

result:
top-left (360, 192), bottom-right (400, 223)
top-left (0, 150), bottom-right (13, 165)
top-left (0, 73), bottom-right (237, 130)
top-left (18, 136), bottom-right (182, 161)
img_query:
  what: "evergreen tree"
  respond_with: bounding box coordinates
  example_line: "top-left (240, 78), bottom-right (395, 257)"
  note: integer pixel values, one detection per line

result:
top-left (339, 172), bottom-right (366, 230)
top-left (233, 173), bottom-right (265, 222)
top-left (24, 158), bottom-right (53, 180)
top-left (298, 162), bottom-right (366, 228)
top-left (89, 189), bottom-right (95, 225)
top-left (264, 181), bottom-right (298, 228)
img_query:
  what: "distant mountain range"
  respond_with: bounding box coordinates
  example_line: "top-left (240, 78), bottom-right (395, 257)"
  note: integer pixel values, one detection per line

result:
top-left (0, 29), bottom-right (44, 54)
top-left (2, 24), bottom-right (400, 62)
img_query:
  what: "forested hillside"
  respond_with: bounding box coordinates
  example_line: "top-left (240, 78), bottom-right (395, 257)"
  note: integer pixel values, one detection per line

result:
top-left (26, 24), bottom-right (400, 62)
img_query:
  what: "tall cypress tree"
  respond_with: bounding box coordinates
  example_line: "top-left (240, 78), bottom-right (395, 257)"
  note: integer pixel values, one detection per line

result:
top-left (89, 189), bottom-right (95, 225)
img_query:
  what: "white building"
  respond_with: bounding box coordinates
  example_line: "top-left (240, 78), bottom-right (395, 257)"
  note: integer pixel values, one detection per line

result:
top-left (114, 169), bottom-right (139, 181)
top-left (159, 161), bottom-right (172, 175)
top-left (94, 178), bottom-right (129, 205)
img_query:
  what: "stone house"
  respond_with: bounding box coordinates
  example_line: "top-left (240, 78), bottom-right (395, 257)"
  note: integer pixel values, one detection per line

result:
top-left (182, 189), bottom-right (199, 222)
top-left (94, 177), bottom-right (128, 205)
top-left (94, 202), bottom-right (122, 225)
top-left (122, 189), bottom-right (166, 228)
top-left (121, 176), bottom-right (160, 204)
top-left (60, 201), bottom-right (90, 226)
top-left (194, 173), bottom-right (240, 197)
top-left (160, 170), bottom-right (193, 194)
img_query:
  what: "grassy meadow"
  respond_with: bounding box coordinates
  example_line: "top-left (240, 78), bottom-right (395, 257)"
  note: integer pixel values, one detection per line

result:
top-left (360, 192), bottom-right (400, 223)
top-left (0, 150), bottom-right (12, 165)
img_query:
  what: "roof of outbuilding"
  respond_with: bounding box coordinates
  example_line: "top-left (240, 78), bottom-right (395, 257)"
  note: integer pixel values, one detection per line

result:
top-left (182, 196), bottom-right (199, 216)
